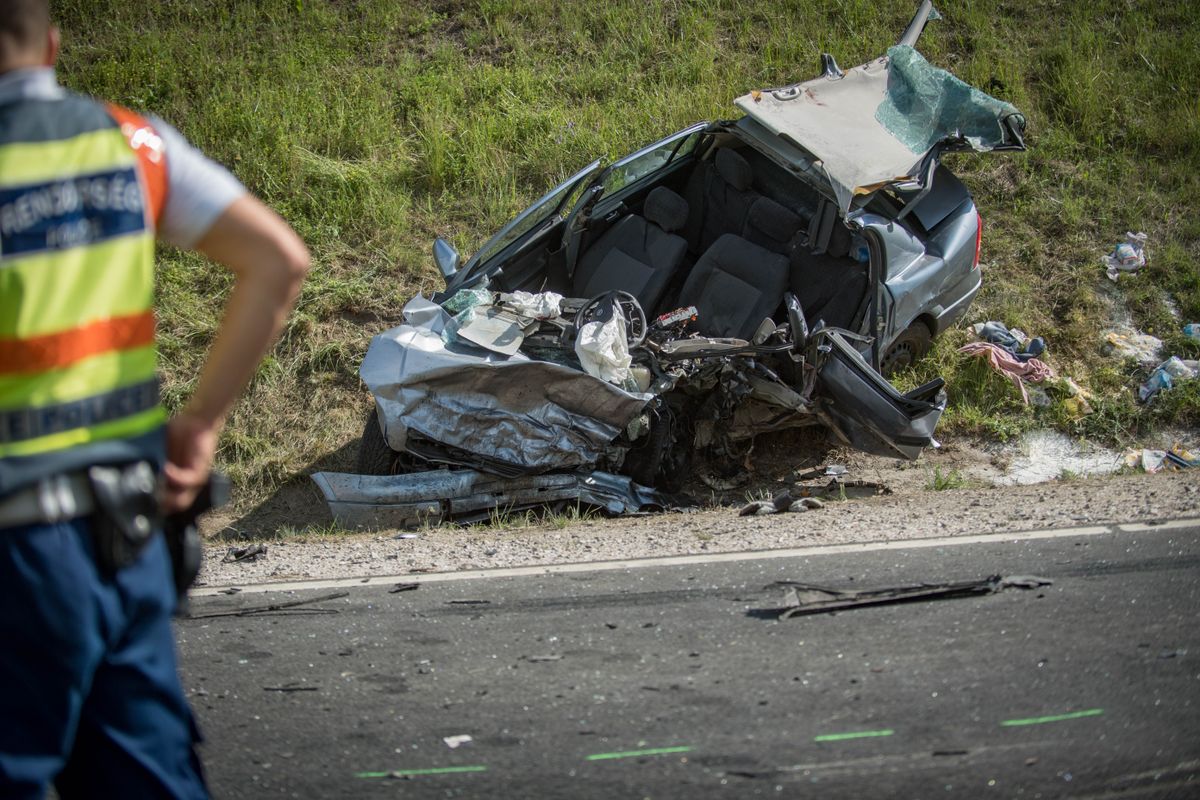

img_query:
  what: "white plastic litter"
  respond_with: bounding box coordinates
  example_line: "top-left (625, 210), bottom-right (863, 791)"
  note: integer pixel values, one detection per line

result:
top-left (1103, 231), bottom-right (1147, 281)
top-left (574, 309), bottom-right (633, 386)
top-left (500, 290), bottom-right (563, 320)
top-left (1103, 329), bottom-right (1162, 365)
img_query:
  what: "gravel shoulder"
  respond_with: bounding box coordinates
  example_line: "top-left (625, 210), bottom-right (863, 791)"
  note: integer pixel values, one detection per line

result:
top-left (197, 469), bottom-right (1200, 589)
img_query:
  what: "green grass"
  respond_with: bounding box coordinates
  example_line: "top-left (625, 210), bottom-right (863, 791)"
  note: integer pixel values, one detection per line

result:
top-left (51, 0), bottom-right (1200, 511)
top-left (926, 466), bottom-right (968, 491)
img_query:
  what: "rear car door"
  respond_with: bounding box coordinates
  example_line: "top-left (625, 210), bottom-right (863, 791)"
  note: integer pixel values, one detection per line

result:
top-left (812, 328), bottom-right (945, 459)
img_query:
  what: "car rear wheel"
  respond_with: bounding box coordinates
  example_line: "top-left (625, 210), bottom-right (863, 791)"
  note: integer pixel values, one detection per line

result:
top-left (357, 408), bottom-right (399, 475)
top-left (881, 321), bottom-right (932, 377)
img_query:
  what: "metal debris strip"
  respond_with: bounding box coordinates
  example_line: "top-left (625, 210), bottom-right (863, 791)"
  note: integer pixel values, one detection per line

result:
top-left (188, 591), bottom-right (351, 619)
top-left (263, 685), bottom-right (319, 693)
top-left (222, 544), bottom-right (267, 563)
top-left (389, 582), bottom-right (420, 593)
top-left (759, 575), bottom-right (1052, 619)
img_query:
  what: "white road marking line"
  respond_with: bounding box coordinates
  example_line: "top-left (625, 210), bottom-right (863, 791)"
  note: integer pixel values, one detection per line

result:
top-left (190, 518), bottom-right (1200, 597)
top-left (1118, 519), bottom-right (1199, 533)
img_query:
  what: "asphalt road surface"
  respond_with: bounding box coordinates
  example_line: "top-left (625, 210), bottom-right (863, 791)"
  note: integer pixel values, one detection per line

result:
top-left (178, 522), bottom-right (1200, 798)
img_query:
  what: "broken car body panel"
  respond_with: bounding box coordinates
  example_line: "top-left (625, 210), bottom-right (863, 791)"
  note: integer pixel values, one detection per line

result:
top-left (734, 44), bottom-right (1025, 211)
top-left (312, 468), bottom-right (682, 530)
top-left (360, 295), bottom-right (649, 474)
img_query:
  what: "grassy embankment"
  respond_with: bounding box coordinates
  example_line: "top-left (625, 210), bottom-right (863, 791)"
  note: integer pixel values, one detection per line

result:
top-left (55, 0), bottom-right (1199, 517)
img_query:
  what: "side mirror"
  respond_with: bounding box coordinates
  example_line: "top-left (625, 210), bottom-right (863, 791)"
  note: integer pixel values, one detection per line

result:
top-left (433, 238), bottom-right (460, 280)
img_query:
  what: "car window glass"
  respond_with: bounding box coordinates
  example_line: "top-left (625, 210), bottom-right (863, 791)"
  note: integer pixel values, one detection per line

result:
top-left (600, 126), bottom-right (703, 196)
top-left (471, 160), bottom-right (602, 269)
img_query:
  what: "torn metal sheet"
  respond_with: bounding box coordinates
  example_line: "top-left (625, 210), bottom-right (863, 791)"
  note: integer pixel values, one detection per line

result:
top-left (756, 575), bottom-right (1052, 619)
top-left (311, 468), bottom-right (688, 530)
top-left (814, 329), bottom-right (945, 460)
top-left (734, 45), bottom-right (1024, 211)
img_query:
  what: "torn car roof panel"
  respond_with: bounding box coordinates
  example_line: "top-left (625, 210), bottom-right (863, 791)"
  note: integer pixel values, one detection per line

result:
top-left (734, 46), bottom-right (1024, 210)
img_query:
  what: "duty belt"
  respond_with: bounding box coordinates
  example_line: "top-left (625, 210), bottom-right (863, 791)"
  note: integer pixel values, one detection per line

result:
top-left (0, 473), bottom-right (96, 529)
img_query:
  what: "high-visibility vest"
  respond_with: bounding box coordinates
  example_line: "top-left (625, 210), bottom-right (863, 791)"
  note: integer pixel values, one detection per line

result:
top-left (0, 91), bottom-right (169, 495)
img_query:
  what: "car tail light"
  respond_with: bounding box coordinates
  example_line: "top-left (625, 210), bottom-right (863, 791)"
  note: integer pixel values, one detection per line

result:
top-left (972, 211), bottom-right (983, 270)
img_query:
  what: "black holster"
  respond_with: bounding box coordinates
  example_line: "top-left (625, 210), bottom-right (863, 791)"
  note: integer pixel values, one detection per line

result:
top-left (163, 473), bottom-right (230, 615)
top-left (87, 462), bottom-right (161, 575)
top-left (87, 463), bottom-right (229, 615)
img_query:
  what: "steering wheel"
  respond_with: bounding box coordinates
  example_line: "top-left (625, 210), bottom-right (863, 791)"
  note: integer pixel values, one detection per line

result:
top-left (574, 291), bottom-right (647, 349)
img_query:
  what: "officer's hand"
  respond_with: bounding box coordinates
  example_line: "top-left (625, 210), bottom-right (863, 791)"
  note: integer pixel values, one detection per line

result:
top-left (163, 414), bottom-right (219, 512)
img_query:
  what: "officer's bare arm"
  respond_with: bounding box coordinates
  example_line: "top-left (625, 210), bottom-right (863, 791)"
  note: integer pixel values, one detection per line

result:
top-left (162, 195), bottom-right (310, 511)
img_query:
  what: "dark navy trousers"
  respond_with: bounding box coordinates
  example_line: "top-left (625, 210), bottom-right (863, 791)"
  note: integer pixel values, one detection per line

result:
top-left (0, 517), bottom-right (208, 799)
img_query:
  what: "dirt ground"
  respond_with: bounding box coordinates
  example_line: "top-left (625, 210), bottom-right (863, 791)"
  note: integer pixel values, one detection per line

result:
top-left (197, 431), bottom-right (1199, 588)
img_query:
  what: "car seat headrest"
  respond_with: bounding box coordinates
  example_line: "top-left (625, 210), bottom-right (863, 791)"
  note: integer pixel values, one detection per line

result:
top-left (715, 148), bottom-right (753, 192)
top-left (747, 196), bottom-right (802, 245)
top-left (643, 186), bottom-right (689, 233)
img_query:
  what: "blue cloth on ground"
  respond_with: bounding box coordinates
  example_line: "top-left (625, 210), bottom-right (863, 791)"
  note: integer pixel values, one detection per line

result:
top-left (978, 320), bottom-right (1044, 363)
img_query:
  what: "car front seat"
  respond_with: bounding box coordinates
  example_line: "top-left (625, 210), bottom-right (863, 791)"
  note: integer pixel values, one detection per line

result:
top-left (572, 186), bottom-right (690, 312)
top-left (677, 233), bottom-right (789, 340)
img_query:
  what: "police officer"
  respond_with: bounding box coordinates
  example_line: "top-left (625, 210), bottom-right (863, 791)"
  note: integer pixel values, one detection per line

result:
top-left (0, 1), bottom-right (310, 796)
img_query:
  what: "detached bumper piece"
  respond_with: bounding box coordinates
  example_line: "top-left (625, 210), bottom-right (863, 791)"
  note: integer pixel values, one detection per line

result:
top-left (311, 469), bottom-right (687, 530)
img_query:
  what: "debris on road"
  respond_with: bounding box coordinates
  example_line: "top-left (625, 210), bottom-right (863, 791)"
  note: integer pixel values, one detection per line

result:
top-left (222, 544), bottom-right (267, 564)
top-left (188, 591), bottom-right (350, 620)
top-left (263, 684), bottom-right (319, 693)
top-left (388, 582), bottom-right (420, 593)
top-left (739, 491), bottom-right (826, 516)
top-left (755, 575), bottom-right (1053, 619)
top-left (524, 654), bottom-right (563, 663)
top-left (443, 735), bottom-right (474, 749)
top-left (1123, 445), bottom-right (1198, 473)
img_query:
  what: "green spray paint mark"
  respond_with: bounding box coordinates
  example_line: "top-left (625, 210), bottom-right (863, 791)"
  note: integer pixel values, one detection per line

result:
top-left (1001, 708), bottom-right (1104, 727)
top-left (813, 729), bottom-right (895, 742)
top-left (356, 765), bottom-right (488, 778)
top-left (586, 746), bottom-right (693, 761)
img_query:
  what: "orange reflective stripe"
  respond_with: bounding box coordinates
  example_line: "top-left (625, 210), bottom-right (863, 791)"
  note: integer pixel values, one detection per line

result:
top-left (0, 310), bottom-right (156, 376)
top-left (105, 103), bottom-right (168, 228)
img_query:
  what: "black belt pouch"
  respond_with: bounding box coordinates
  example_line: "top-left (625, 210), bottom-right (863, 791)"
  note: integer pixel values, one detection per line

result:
top-left (87, 462), bottom-right (162, 575)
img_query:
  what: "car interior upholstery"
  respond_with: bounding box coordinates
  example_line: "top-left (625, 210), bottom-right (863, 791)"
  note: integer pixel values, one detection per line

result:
top-left (522, 141), bottom-right (872, 338)
top-left (571, 186), bottom-right (690, 312)
top-left (676, 232), bottom-right (790, 340)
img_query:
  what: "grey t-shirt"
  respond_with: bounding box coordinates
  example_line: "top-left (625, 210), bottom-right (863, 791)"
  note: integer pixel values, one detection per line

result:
top-left (147, 114), bottom-right (246, 248)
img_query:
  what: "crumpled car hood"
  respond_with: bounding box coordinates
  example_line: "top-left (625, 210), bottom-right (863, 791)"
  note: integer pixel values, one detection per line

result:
top-left (360, 296), bottom-right (651, 474)
top-left (734, 45), bottom-right (1024, 211)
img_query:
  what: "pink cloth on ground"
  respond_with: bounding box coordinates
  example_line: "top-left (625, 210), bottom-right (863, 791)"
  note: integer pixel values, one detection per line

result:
top-left (957, 342), bottom-right (1055, 404)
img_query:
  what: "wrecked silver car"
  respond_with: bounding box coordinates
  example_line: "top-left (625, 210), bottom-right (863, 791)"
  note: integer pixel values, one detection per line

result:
top-left (314, 2), bottom-right (1026, 528)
